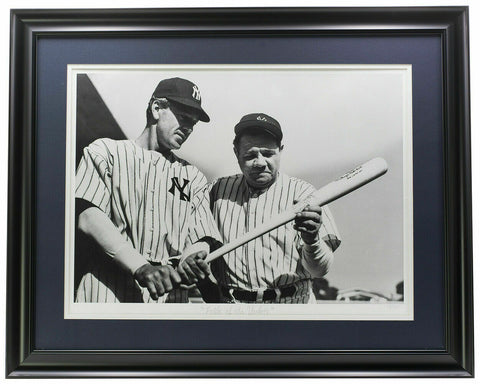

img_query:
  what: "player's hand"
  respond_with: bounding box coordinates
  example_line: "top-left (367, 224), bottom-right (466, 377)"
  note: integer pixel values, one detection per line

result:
top-left (177, 250), bottom-right (210, 286)
top-left (294, 204), bottom-right (322, 245)
top-left (133, 264), bottom-right (181, 300)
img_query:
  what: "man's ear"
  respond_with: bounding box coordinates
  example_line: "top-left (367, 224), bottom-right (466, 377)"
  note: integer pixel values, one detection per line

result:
top-left (279, 144), bottom-right (284, 152)
top-left (233, 145), bottom-right (239, 159)
top-left (150, 99), bottom-right (162, 121)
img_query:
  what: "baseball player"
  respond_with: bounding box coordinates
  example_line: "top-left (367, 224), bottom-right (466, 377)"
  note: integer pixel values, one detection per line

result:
top-left (75, 77), bottom-right (222, 303)
top-left (207, 113), bottom-right (341, 304)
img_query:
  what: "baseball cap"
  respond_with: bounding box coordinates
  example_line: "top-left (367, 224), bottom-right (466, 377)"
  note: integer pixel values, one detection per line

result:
top-left (234, 113), bottom-right (283, 142)
top-left (152, 77), bottom-right (210, 122)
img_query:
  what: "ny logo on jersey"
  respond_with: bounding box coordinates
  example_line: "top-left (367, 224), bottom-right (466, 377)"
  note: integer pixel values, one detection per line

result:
top-left (168, 177), bottom-right (190, 201)
top-left (191, 85), bottom-right (201, 101)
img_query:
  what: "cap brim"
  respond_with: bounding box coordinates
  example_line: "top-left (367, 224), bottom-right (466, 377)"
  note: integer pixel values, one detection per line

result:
top-left (167, 96), bottom-right (210, 122)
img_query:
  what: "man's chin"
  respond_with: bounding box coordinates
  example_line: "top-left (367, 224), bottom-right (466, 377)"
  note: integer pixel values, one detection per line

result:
top-left (250, 176), bottom-right (274, 189)
top-left (170, 140), bottom-right (182, 150)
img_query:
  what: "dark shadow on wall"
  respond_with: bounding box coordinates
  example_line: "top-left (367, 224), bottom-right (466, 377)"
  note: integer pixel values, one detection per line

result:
top-left (74, 74), bottom-right (127, 296)
top-left (76, 74), bottom-right (126, 167)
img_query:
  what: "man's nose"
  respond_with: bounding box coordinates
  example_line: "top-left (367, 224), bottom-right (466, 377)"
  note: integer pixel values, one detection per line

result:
top-left (253, 155), bottom-right (267, 167)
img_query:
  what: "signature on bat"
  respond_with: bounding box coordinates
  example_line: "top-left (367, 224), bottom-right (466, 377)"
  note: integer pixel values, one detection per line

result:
top-left (339, 166), bottom-right (363, 180)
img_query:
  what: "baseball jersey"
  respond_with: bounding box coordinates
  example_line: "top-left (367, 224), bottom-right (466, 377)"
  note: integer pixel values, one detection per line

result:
top-left (75, 138), bottom-right (222, 303)
top-left (210, 173), bottom-right (341, 303)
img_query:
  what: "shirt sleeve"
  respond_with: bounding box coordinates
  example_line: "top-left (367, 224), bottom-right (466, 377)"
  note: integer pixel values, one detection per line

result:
top-left (319, 205), bottom-right (341, 252)
top-left (301, 239), bottom-right (334, 278)
top-left (75, 139), bottom-right (112, 215)
top-left (293, 178), bottom-right (342, 252)
top-left (293, 178), bottom-right (342, 277)
top-left (186, 173), bottom-right (223, 247)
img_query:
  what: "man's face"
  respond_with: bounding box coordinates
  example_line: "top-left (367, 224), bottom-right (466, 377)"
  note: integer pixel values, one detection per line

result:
top-left (234, 131), bottom-right (282, 190)
top-left (153, 99), bottom-right (199, 151)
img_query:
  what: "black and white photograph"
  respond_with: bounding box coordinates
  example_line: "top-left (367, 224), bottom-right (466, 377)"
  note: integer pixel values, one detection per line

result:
top-left (64, 64), bottom-right (413, 320)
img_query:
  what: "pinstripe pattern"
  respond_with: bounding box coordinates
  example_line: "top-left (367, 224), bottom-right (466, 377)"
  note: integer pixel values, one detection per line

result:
top-left (75, 138), bottom-right (221, 303)
top-left (210, 173), bottom-right (341, 304)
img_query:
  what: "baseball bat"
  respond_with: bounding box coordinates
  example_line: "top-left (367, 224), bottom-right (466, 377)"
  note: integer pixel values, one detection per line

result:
top-left (204, 157), bottom-right (388, 264)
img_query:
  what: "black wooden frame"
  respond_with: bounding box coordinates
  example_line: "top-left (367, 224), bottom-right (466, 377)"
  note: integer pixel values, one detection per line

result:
top-left (6, 7), bottom-right (473, 377)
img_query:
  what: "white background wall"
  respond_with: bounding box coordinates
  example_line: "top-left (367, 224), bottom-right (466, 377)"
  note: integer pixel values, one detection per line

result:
top-left (1, 0), bottom-right (478, 383)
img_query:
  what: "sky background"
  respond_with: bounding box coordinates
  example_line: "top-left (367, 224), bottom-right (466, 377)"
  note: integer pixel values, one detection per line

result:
top-left (86, 65), bottom-right (410, 296)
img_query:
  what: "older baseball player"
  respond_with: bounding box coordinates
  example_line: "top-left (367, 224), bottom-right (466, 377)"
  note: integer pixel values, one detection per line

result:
top-left (207, 113), bottom-right (341, 304)
top-left (75, 77), bottom-right (222, 303)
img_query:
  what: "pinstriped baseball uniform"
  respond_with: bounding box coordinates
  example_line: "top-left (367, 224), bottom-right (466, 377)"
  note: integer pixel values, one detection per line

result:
top-left (75, 138), bottom-right (222, 303)
top-left (210, 173), bottom-right (341, 304)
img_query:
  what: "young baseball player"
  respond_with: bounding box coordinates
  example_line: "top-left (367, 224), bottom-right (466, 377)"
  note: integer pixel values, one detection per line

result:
top-left (207, 113), bottom-right (341, 303)
top-left (75, 77), bottom-right (222, 303)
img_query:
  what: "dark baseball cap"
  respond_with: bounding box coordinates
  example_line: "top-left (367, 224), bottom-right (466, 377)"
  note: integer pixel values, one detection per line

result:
top-left (234, 113), bottom-right (283, 142)
top-left (152, 77), bottom-right (210, 122)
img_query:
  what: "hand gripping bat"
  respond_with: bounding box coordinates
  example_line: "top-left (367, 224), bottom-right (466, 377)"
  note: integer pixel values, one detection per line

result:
top-left (204, 157), bottom-right (388, 264)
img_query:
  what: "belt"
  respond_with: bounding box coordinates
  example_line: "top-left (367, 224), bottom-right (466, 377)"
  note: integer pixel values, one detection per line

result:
top-left (222, 285), bottom-right (297, 302)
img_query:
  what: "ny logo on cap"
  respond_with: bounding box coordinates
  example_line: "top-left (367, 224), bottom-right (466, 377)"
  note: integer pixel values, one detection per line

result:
top-left (257, 115), bottom-right (268, 122)
top-left (192, 85), bottom-right (201, 101)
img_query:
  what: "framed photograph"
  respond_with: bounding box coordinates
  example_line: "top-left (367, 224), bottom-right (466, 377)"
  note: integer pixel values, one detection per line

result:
top-left (7, 7), bottom-right (473, 377)
top-left (65, 64), bottom-right (412, 321)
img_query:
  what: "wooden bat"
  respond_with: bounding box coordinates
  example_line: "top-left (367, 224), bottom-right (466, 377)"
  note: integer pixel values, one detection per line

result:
top-left (204, 157), bottom-right (388, 264)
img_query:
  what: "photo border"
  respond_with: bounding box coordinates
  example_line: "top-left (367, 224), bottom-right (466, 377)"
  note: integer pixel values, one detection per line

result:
top-left (64, 63), bottom-right (414, 321)
top-left (7, 7), bottom-right (472, 377)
